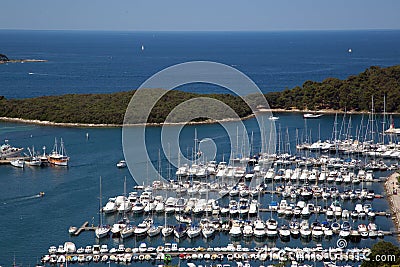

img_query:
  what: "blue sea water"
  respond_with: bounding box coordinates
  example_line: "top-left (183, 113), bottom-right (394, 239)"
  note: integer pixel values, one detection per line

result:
top-left (1, 30), bottom-right (400, 266)
top-left (0, 30), bottom-right (400, 98)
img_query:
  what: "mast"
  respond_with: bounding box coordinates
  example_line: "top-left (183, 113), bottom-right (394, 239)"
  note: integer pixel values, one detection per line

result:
top-left (99, 176), bottom-right (103, 226)
top-left (194, 128), bottom-right (198, 164)
top-left (371, 95), bottom-right (375, 142)
top-left (382, 94), bottom-right (386, 144)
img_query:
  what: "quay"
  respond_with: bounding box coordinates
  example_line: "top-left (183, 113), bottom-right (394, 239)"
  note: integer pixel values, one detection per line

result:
top-left (385, 172), bottom-right (400, 239)
top-left (0, 157), bottom-right (30, 165)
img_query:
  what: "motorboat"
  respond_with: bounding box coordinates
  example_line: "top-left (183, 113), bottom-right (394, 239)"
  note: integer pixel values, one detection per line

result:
top-left (134, 219), bottom-right (151, 236)
top-left (303, 113), bottom-right (323, 119)
top-left (10, 158), bottom-right (24, 168)
top-left (229, 221), bottom-right (242, 238)
top-left (358, 224), bottom-right (369, 238)
top-left (266, 218), bottom-right (278, 238)
top-left (279, 225), bottom-right (291, 240)
top-left (102, 198), bottom-right (117, 214)
top-left (253, 219), bottom-right (266, 238)
top-left (117, 160), bottom-right (127, 168)
top-left (0, 140), bottom-right (23, 158)
top-left (242, 223), bottom-right (254, 238)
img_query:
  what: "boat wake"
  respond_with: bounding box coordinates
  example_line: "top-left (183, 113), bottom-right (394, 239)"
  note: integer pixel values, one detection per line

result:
top-left (1, 193), bottom-right (44, 205)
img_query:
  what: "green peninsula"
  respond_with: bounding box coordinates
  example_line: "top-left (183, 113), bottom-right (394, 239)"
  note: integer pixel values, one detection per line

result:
top-left (0, 65), bottom-right (400, 125)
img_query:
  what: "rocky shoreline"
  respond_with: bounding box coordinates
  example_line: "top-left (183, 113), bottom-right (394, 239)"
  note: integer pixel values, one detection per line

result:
top-left (384, 172), bottom-right (400, 238)
top-left (0, 59), bottom-right (47, 64)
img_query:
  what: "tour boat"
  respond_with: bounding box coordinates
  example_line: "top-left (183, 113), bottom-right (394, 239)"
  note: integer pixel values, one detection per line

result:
top-left (47, 138), bottom-right (69, 166)
top-left (0, 140), bottom-right (23, 158)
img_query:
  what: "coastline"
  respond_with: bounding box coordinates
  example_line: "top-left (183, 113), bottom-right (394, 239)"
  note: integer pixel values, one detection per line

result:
top-left (0, 59), bottom-right (47, 64)
top-left (384, 172), bottom-right (400, 238)
top-left (0, 114), bottom-right (256, 128)
top-left (0, 107), bottom-right (398, 128)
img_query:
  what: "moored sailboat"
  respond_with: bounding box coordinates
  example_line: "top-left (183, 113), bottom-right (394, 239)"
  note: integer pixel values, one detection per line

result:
top-left (48, 138), bottom-right (69, 166)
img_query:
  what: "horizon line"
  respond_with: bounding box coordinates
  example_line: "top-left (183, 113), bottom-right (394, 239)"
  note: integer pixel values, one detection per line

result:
top-left (0, 28), bottom-right (400, 33)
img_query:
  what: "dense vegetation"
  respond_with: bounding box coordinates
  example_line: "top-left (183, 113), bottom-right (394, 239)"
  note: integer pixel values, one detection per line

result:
top-left (265, 65), bottom-right (400, 112)
top-left (0, 65), bottom-right (400, 125)
top-left (0, 90), bottom-right (251, 124)
top-left (360, 241), bottom-right (400, 267)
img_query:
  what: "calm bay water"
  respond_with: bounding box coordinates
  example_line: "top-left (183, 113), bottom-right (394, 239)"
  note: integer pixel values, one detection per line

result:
top-left (1, 30), bottom-right (400, 266)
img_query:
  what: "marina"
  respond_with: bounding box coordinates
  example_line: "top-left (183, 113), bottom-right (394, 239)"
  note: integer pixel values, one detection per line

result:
top-left (2, 111), bottom-right (400, 266)
top-left (1, 28), bottom-right (400, 267)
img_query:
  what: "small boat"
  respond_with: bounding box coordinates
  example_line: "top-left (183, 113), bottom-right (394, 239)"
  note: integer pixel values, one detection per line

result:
top-left (68, 226), bottom-right (77, 235)
top-left (10, 159), bottom-right (24, 168)
top-left (303, 113), bottom-right (323, 119)
top-left (268, 116), bottom-right (279, 121)
top-left (117, 160), bottom-right (127, 168)
top-left (39, 192), bottom-right (45, 197)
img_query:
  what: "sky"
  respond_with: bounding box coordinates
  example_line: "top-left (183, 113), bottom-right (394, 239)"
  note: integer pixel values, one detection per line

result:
top-left (0, 0), bottom-right (399, 31)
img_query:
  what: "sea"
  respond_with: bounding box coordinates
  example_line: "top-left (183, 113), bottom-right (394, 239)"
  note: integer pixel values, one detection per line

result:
top-left (1, 30), bottom-right (400, 266)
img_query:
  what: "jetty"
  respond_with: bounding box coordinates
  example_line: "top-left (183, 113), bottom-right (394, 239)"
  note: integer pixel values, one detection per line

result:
top-left (70, 221), bottom-right (96, 236)
top-left (0, 157), bottom-right (30, 165)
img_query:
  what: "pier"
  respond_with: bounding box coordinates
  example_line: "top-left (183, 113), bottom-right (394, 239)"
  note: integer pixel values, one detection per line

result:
top-left (0, 157), bottom-right (30, 165)
top-left (71, 222), bottom-right (96, 236)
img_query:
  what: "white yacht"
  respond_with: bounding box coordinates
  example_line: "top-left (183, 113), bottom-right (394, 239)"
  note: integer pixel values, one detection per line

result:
top-left (229, 221), bottom-right (242, 237)
top-left (102, 198), bottom-right (117, 214)
top-left (279, 225), bottom-right (291, 240)
top-left (134, 219), bottom-right (151, 236)
top-left (266, 218), bottom-right (278, 238)
top-left (243, 223), bottom-right (254, 237)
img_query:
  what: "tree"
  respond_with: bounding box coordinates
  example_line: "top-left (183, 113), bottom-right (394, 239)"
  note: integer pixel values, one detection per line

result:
top-left (361, 241), bottom-right (400, 267)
